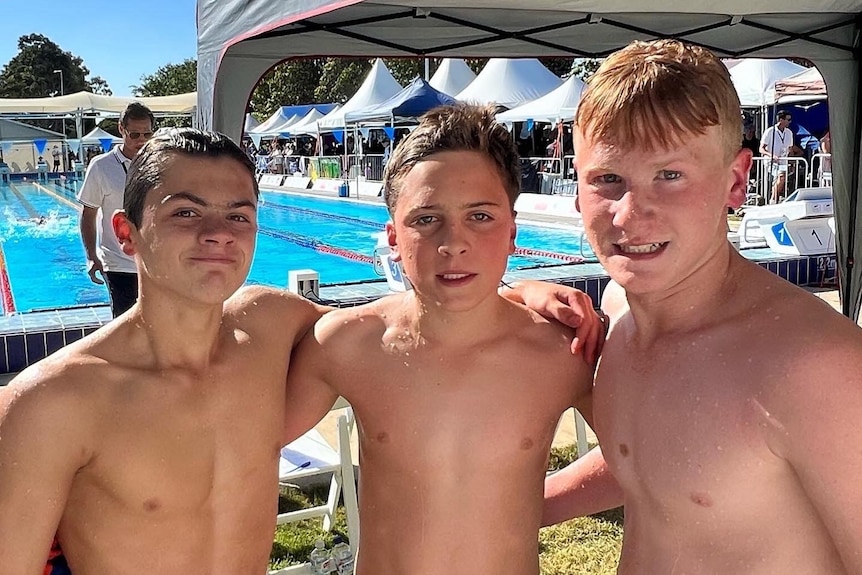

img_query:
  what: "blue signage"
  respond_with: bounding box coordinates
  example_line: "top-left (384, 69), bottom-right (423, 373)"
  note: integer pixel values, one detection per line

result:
top-left (771, 222), bottom-right (795, 247)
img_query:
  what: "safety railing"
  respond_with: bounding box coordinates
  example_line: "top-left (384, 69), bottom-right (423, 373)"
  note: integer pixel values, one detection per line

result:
top-left (749, 156), bottom-right (809, 204)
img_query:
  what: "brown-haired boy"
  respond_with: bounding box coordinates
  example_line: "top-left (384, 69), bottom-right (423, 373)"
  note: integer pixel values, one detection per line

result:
top-left (544, 39), bottom-right (862, 573)
top-left (286, 103), bottom-right (595, 574)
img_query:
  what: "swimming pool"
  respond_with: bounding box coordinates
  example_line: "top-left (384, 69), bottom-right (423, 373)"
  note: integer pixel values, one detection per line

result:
top-left (0, 182), bottom-right (592, 314)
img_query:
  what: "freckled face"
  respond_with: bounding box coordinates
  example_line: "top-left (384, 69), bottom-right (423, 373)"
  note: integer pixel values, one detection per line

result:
top-left (575, 127), bottom-right (749, 295)
top-left (387, 150), bottom-right (516, 311)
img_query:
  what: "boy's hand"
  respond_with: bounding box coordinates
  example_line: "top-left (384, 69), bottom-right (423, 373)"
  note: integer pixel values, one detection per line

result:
top-left (501, 280), bottom-right (606, 364)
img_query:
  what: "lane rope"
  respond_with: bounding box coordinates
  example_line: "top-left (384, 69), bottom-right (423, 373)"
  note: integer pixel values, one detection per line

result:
top-left (262, 199), bottom-right (583, 263)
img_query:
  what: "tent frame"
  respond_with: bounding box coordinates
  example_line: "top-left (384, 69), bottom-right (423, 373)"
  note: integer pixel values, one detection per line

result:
top-left (196, 2), bottom-right (862, 319)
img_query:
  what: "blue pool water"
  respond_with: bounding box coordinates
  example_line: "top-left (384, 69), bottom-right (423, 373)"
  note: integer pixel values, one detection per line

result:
top-left (0, 181), bottom-right (592, 314)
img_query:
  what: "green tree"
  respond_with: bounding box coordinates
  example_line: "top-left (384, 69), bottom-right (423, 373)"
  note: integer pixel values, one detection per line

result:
top-left (0, 33), bottom-right (104, 98)
top-left (250, 59), bottom-right (325, 119)
top-left (132, 58), bottom-right (197, 97)
top-left (540, 58), bottom-right (573, 78)
top-left (89, 76), bottom-right (112, 96)
top-left (570, 58), bottom-right (602, 81)
top-left (314, 58), bottom-right (372, 103)
top-left (383, 58), bottom-right (424, 86)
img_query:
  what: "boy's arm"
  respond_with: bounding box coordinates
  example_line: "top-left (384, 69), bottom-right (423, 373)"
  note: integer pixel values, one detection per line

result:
top-left (283, 311), bottom-right (341, 445)
top-left (0, 372), bottom-right (92, 572)
top-left (500, 280), bottom-right (605, 363)
top-left (543, 447), bottom-right (624, 526)
top-left (782, 349), bottom-right (862, 571)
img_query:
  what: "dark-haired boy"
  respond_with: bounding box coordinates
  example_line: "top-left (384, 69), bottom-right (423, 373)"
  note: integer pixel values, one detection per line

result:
top-left (285, 103), bottom-right (595, 575)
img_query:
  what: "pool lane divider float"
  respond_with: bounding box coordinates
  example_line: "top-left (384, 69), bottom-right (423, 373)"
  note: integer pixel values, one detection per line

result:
top-left (32, 182), bottom-right (81, 211)
top-left (0, 243), bottom-right (16, 314)
top-left (258, 226), bottom-right (374, 264)
top-left (261, 201), bottom-right (584, 264)
top-left (7, 182), bottom-right (43, 221)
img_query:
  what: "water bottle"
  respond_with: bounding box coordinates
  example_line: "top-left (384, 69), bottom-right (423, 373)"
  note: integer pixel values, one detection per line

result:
top-left (330, 536), bottom-right (355, 575)
top-left (309, 539), bottom-right (336, 574)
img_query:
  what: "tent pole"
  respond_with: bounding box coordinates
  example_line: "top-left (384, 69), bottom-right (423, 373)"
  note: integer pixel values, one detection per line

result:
top-left (843, 56), bottom-right (862, 318)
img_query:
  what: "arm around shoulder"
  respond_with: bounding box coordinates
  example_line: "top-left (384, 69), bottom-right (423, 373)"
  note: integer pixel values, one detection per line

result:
top-left (543, 446), bottom-right (624, 526)
top-left (283, 309), bottom-right (345, 445)
top-left (0, 368), bottom-right (95, 572)
top-left (778, 341), bottom-right (862, 570)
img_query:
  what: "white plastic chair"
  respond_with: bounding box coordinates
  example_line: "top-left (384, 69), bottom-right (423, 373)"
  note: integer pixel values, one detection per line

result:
top-left (276, 401), bottom-right (360, 554)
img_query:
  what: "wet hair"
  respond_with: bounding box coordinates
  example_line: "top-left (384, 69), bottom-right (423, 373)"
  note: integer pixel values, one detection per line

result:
top-left (124, 128), bottom-right (258, 227)
top-left (576, 39), bottom-right (743, 162)
top-left (119, 102), bottom-right (155, 128)
top-left (382, 103), bottom-right (520, 213)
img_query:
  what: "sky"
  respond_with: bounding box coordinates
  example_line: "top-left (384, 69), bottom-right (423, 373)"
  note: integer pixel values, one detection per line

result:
top-left (0, 0), bottom-right (198, 96)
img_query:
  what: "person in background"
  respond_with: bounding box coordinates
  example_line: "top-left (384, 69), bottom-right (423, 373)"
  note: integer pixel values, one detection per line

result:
top-left (52, 145), bottom-right (62, 172)
top-left (78, 102), bottom-right (155, 317)
top-left (819, 129), bottom-right (832, 180)
top-left (760, 110), bottom-right (793, 203)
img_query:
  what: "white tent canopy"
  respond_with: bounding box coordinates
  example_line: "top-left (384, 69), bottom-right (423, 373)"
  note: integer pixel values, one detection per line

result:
top-left (0, 91), bottom-right (197, 114)
top-left (196, 0), bottom-right (862, 319)
top-left (317, 59), bottom-right (403, 131)
top-left (80, 127), bottom-right (122, 144)
top-left (496, 75), bottom-right (586, 124)
top-left (282, 107), bottom-right (329, 136)
top-left (249, 109), bottom-right (298, 136)
top-left (730, 58), bottom-right (808, 107)
top-left (243, 113), bottom-right (260, 134)
top-left (429, 58), bottom-right (477, 96)
top-left (455, 58), bottom-right (561, 109)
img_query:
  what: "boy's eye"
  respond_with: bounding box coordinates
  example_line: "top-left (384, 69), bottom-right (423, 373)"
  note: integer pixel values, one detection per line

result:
top-left (229, 214), bottom-right (253, 223)
top-left (595, 174), bottom-right (622, 185)
top-left (174, 209), bottom-right (197, 218)
top-left (659, 170), bottom-right (681, 181)
top-left (414, 215), bottom-right (437, 226)
top-left (470, 212), bottom-right (493, 222)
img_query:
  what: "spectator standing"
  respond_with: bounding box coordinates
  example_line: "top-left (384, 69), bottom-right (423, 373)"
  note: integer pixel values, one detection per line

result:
top-left (78, 102), bottom-right (155, 317)
top-left (760, 110), bottom-right (793, 203)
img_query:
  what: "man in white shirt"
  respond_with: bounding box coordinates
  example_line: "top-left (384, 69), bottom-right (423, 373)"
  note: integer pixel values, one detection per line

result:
top-left (760, 110), bottom-right (794, 203)
top-left (78, 102), bottom-right (155, 317)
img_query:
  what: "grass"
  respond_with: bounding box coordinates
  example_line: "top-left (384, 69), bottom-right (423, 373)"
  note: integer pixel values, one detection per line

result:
top-left (269, 444), bottom-right (623, 573)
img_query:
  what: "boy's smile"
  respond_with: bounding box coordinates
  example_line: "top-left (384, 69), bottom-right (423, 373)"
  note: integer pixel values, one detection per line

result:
top-left (122, 154), bottom-right (258, 306)
top-left (575, 126), bottom-right (748, 295)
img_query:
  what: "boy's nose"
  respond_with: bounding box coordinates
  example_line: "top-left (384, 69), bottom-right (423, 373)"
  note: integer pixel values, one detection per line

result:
top-left (200, 216), bottom-right (235, 244)
top-left (437, 223), bottom-right (469, 256)
top-left (612, 189), bottom-right (655, 228)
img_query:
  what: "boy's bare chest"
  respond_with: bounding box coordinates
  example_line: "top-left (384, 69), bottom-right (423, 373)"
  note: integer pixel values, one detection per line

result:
top-left (74, 361), bottom-right (285, 517)
top-left (347, 348), bottom-right (573, 464)
top-left (593, 334), bottom-right (776, 513)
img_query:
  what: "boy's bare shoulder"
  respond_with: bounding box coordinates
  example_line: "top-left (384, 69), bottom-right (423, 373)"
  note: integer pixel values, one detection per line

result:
top-left (1, 340), bottom-right (113, 431)
top-left (314, 294), bottom-right (401, 343)
top-left (505, 298), bottom-right (580, 354)
top-left (225, 285), bottom-right (325, 336)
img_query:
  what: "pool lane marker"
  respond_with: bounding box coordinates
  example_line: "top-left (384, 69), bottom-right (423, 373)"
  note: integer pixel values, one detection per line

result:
top-left (258, 225), bottom-right (374, 264)
top-left (31, 182), bottom-right (81, 212)
top-left (7, 182), bottom-right (43, 220)
top-left (262, 200), bottom-right (584, 264)
top-left (0, 243), bottom-right (16, 314)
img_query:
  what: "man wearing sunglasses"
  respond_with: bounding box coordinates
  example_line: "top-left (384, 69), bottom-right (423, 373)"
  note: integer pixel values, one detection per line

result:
top-left (78, 102), bottom-right (155, 317)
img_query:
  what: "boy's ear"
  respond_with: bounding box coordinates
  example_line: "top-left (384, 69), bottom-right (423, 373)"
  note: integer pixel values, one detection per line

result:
top-left (727, 148), bottom-right (752, 210)
top-left (509, 213), bottom-right (517, 255)
top-left (112, 210), bottom-right (138, 257)
top-left (385, 221), bottom-right (401, 262)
